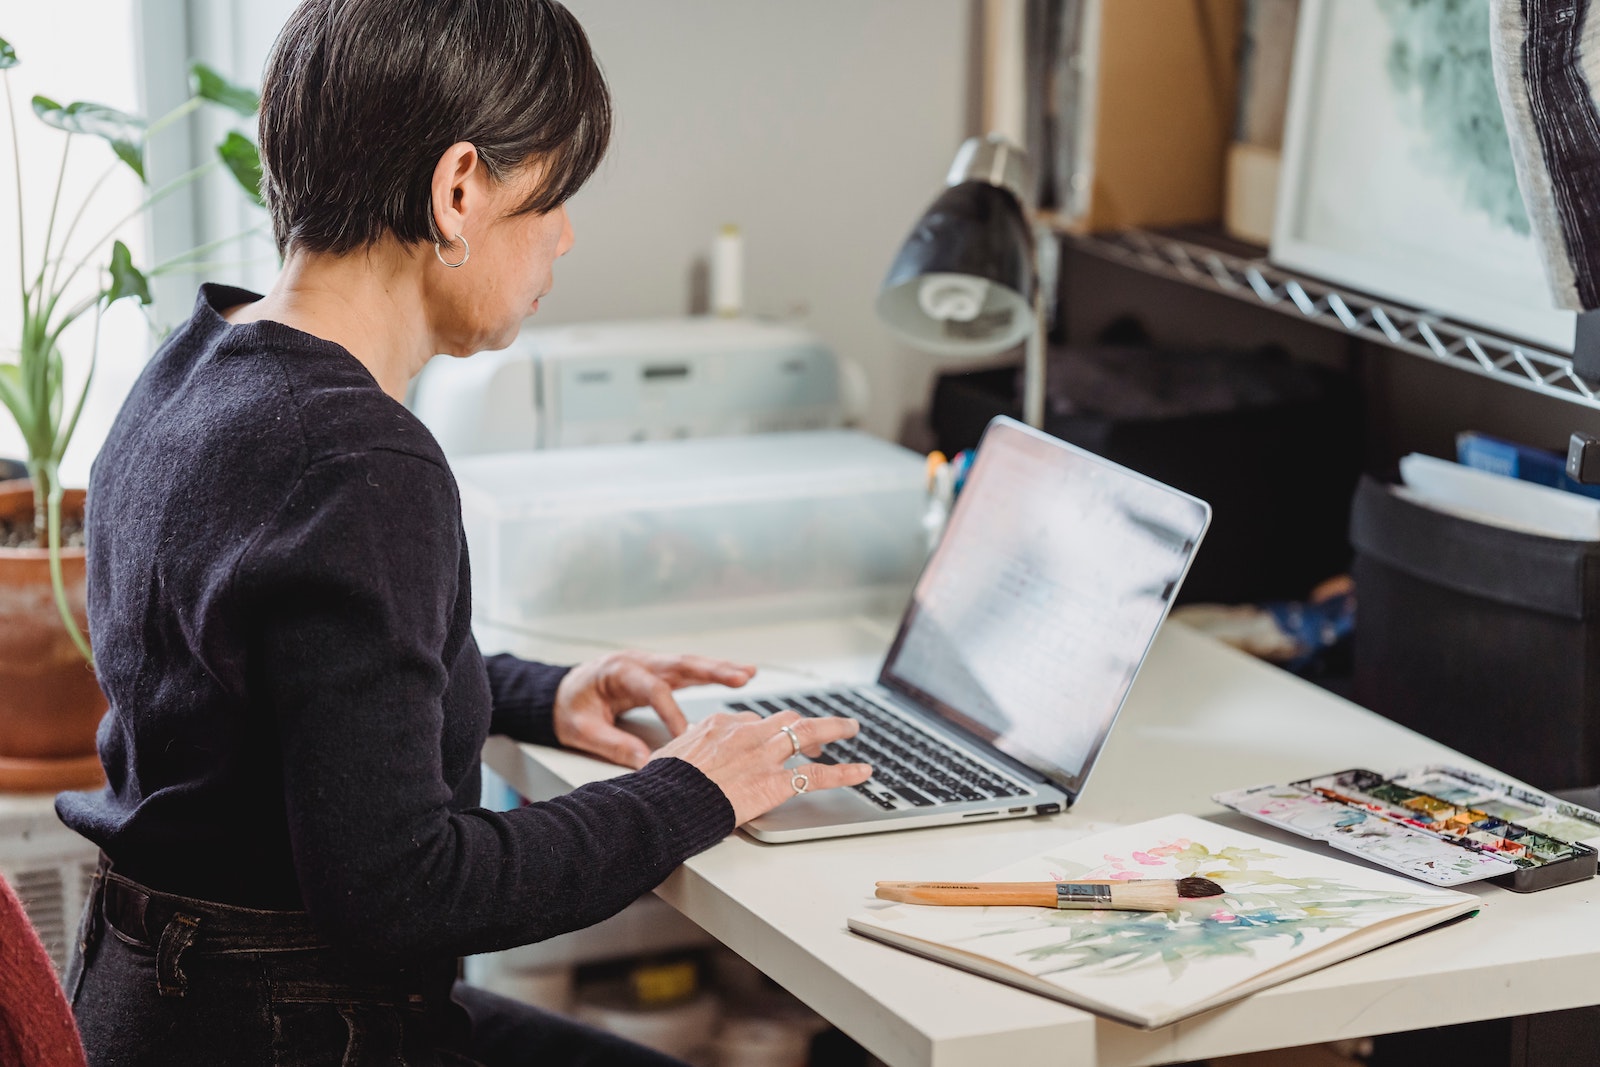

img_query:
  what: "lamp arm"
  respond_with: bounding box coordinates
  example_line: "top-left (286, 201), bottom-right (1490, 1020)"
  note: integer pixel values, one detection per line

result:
top-left (1024, 286), bottom-right (1047, 429)
top-left (1022, 221), bottom-right (1060, 429)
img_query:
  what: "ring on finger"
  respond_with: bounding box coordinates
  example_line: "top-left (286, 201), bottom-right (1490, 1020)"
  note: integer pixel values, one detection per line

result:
top-left (791, 771), bottom-right (810, 795)
top-left (778, 724), bottom-right (802, 759)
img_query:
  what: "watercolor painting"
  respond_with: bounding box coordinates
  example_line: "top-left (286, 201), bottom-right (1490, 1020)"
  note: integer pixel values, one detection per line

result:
top-left (1373, 0), bottom-right (1527, 236)
top-left (1274, 0), bottom-right (1575, 350)
top-left (971, 836), bottom-right (1440, 980)
top-left (851, 815), bottom-right (1476, 1027)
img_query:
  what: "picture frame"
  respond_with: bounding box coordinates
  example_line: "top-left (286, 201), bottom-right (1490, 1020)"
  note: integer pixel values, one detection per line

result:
top-left (1272, 0), bottom-right (1576, 353)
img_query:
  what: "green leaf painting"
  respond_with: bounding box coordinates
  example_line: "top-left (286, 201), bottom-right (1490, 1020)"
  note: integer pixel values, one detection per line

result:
top-left (964, 839), bottom-right (1440, 981)
top-left (1376, 0), bottom-right (1529, 235)
top-left (190, 62), bottom-right (259, 117)
top-left (31, 95), bottom-right (146, 181)
top-left (0, 36), bottom-right (18, 70)
top-left (217, 131), bottom-right (264, 207)
top-left (106, 241), bottom-right (151, 306)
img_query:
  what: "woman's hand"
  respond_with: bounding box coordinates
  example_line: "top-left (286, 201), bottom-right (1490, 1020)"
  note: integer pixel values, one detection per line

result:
top-left (552, 651), bottom-right (757, 768)
top-left (650, 710), bottom-right (874, 826)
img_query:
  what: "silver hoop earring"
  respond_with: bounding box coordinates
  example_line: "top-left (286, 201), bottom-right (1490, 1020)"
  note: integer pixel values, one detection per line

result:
top-left (435, 234), bottom-right (470, 268)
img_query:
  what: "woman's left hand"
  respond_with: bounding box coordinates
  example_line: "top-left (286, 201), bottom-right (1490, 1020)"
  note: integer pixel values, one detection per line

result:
top-left (552, 651), bottom-right (758, 769)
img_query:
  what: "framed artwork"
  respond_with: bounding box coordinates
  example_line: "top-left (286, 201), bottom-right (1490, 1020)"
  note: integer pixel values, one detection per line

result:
top-left (1273, 0), bottom-right (1575, 353)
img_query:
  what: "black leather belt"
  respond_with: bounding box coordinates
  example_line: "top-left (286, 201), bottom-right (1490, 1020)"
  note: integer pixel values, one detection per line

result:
top-left (101, 873), bottom-right (179, 947)
top-left (97, 864), bottom-right (327, 952)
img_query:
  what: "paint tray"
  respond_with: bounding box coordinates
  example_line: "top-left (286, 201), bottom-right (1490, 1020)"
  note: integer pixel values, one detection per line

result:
top-left (1215, 766), bottom-right (1600, 892)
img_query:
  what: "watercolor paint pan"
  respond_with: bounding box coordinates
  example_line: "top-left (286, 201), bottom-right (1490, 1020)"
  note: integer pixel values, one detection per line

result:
top-left (1388, 765), bottom-right (1600, 846)
top-left (1301, 772), bottom-right (1579, 859)
top-left (1313, 766), bottom-right (1600, 851)
top-left (1297, 769), bottom-right (1597, 892)
top-left (1217, 768), bottom-right (1599, 893)
top-left (1212, 784), bottom-right (1520, 886)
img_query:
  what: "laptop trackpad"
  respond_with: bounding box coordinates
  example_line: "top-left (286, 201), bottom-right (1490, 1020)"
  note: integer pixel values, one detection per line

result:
top-left (746, 781), bottom-right (879, 836)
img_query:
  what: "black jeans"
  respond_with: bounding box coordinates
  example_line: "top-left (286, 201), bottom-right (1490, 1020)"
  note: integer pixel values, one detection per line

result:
top-left (65, 858), bottom-right (688, 1066)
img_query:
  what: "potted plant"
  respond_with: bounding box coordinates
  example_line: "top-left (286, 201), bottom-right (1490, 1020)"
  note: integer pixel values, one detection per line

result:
top-left (0, 33), bottom-right (262, 790)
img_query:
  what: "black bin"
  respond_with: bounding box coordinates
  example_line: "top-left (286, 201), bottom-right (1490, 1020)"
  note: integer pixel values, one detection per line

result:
top-left (1350, 475), bottom-right (1600, 792)
top-left (930, 344), bottom-right (1362, 605)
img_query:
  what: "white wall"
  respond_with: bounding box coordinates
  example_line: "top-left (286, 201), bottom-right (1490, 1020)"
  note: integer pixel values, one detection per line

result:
top-left (549, 1), bottom-right (975, 441)
top-left (145, 0), bottom-right (979, 443)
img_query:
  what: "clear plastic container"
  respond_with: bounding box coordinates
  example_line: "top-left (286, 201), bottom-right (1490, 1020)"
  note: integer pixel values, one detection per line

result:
top-left (454, 431), bottom-right (927, 633)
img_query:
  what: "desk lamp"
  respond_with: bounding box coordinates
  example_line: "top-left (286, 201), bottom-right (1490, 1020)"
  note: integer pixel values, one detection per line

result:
top-left (876, 134), bottom-right (1057, 428)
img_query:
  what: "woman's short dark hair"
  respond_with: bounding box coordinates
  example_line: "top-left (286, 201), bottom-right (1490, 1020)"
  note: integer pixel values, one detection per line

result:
top-left (257, 0), bottom-right (610, 255)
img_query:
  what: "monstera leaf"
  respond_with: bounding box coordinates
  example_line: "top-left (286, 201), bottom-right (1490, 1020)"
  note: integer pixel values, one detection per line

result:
top-left (190, 62), bottom-right (259, 117)
top-left (32, 95), bottom-right (146, 181)
top-left (106, 241), bottom-right (151, 306)
top-left (217, 131), bottom-right (264, 206)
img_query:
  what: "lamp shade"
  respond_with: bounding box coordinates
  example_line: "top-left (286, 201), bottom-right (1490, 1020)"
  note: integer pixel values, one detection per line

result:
top-left (875, 180), bottom-right (1036, 357)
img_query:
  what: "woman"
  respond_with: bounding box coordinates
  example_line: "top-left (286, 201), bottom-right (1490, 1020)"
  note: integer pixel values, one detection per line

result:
top-left (55, 2), bottom-right (872, 1063)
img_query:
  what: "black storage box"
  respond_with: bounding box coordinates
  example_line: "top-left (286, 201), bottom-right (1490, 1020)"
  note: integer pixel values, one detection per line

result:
top-left (930, 345), bottom-right (1362, 605)
top-left (1350, 475), bottom-right (1600, 792)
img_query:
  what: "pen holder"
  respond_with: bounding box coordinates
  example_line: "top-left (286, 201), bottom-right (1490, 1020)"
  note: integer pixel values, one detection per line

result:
top-left (1349, 476), bottom-right (1600, 792)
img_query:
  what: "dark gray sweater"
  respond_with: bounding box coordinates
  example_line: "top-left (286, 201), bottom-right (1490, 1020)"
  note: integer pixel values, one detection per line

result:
top-left (57, 284), bottom-right (733, 960)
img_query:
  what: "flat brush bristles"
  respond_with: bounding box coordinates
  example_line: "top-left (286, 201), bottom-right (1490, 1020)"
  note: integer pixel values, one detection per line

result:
top-left (873, 877), bottom-right (1227, 912)
top-left (1175, 876), bottom-right (1225, 899)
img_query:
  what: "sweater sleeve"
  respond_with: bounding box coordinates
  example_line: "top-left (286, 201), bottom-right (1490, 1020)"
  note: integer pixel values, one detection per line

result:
top-left (483, 653), bottom-right (569, 746)
top-left (236, 449), bottom-right (733, 960)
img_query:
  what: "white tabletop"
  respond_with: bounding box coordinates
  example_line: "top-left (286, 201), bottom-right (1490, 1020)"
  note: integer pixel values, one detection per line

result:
top-left (478, 617), bottom-right (1600, 1067)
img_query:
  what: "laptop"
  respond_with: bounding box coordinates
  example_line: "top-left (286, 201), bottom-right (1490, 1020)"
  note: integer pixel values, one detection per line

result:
top-left (679, 416), bottom-right (1211, 843)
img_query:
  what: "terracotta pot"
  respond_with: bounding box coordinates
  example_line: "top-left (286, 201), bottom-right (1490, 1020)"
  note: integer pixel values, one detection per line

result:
top-left (0, 479), bottom-right (106, 792)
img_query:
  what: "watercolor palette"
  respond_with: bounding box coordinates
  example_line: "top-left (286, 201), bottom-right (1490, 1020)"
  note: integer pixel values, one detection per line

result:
top-left (1216, 766), bottom-right (1600, 892)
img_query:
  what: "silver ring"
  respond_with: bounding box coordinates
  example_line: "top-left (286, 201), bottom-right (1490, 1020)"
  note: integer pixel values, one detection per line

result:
top-left (435, 233), bottom-right (470, 268)
top-left (779, 724), bottom-right (802, 758)
top-left (791, 771), bottom-right (810, 795)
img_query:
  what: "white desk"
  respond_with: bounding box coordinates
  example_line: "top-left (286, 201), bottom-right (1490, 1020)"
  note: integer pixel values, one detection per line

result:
top-left (478, 617), bottom-right (1600, 1067)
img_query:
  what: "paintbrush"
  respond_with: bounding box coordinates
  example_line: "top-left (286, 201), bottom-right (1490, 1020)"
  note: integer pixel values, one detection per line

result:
top-left (873, 877), bottom-right (1225, 912)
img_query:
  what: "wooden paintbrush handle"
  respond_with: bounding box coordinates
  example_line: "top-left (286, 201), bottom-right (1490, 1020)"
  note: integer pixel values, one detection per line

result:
top-left (873, 879), bottom-right (1180, 911)
top-left (873, 881), bottom-right (1061, 907)
top-left (875, 880), bottom-right (1125, 889)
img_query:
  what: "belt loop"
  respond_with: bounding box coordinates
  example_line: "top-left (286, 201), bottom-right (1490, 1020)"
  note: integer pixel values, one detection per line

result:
top-left (64, 858), bottom-right (108, 1005)
top-left (156, 913), bottom-right (202, 998)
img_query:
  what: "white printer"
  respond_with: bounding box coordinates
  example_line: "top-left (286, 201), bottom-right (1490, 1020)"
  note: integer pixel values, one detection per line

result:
top-left (411, 316), bottom-right (848, 455)
top-left (415, 316), bottom-right (925, 636)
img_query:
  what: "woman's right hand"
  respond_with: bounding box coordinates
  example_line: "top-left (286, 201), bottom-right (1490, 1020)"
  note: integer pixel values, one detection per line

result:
top-left (649, 710), bottom-right (873, 826)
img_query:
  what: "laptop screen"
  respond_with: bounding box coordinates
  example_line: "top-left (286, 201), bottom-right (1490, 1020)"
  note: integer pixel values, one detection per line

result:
top-left (878, 417), bottom-right (1210, 798)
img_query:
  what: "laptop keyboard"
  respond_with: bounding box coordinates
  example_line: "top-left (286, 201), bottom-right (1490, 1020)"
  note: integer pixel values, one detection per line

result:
top-left (727, 690), bottom-right (1032, 812)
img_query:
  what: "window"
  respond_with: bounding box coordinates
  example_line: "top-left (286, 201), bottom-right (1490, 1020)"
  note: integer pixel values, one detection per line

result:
top-left (1, 0), bottom-right (287, 485)
top-left (0, 1), bottom-right (150, 484)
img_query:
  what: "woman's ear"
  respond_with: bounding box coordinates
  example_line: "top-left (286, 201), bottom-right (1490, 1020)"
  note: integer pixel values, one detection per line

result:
top-left (430, 141), bottom-right (482, 250)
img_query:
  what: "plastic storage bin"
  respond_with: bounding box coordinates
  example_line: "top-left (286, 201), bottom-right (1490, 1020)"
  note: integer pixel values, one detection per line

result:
top-left (454, 431), bottom-right (928, 635)
top-left (1350, 476), bottom-right (1600, 792)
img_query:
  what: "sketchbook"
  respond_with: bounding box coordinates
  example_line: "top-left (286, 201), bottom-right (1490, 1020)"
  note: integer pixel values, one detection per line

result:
top-left (846, 814), bottom-right (1477, 1030)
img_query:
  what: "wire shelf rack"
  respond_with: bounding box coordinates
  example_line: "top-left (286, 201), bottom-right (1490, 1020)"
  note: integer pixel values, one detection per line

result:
top-left (1066, 228), bottom-right (1599, 411)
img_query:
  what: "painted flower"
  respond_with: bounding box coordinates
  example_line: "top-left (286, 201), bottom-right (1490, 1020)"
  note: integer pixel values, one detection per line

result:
top-left (1131, 851), bottom-right (1166, 866)
top-left (1210, 910), bottom-right (1238, 923)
